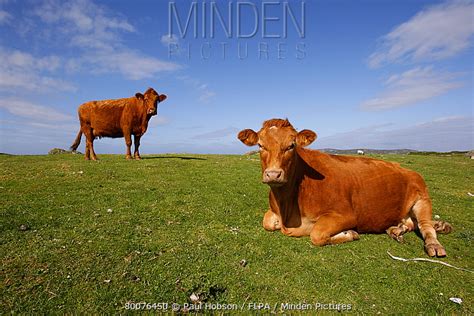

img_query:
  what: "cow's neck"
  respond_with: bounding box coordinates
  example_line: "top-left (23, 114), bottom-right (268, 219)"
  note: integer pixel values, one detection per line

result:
top-left (269, 154), bottom-right (304, 227)
top-left (138, 107), bottom-right (151, 132)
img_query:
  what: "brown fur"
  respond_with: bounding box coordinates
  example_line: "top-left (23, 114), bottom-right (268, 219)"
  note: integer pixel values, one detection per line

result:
top-left (238, 118), bottom-right (452, 257)
top-left (70, 88), bottom-right (167, 160)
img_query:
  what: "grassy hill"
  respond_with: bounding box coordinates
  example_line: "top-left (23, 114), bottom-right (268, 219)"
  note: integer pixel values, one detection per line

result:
top-left (1, 153), bottom-right (473, 313)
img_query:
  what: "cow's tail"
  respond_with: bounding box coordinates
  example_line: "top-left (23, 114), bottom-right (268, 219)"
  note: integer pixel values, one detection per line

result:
top-left (70, 130), bottom-right (82, 151)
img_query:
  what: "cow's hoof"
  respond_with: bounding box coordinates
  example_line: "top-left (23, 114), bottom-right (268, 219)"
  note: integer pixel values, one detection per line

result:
top-left (425, 243), bottom-right (446, 257)
top-left (388, 231), bottom-right (404, 243)
top-left (134, 156), bottom-right (141, 160)
top-left (433, 221), bottom-right (453, 234)
top-left (347, 230), bottom-right (360, 240)
top-left (126, 155), bottom-right (132, 160)
top-left (263, 222), bottom-right (280, 231)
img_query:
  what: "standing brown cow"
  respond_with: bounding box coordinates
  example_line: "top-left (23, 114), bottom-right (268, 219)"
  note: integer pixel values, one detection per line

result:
top-left (70, 88), bottom-right (167, 160)
top-left (238, 119), bottom-right (452, 257)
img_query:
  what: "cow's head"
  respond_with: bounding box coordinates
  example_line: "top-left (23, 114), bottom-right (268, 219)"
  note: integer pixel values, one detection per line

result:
top-left (238, 119), bottom-right (316, 187)
top-left (135, 87), bottom-right (167, 116)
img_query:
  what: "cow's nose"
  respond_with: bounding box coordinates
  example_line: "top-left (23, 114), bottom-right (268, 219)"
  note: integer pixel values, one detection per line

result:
top-left (264, 169), bottom-right (283, 183)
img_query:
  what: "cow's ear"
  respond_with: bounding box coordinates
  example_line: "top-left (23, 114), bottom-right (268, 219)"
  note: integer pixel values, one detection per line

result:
top-left (158, 94), bottom-right (167, 102)
top-left (296, 129), bottom-right (317, 147)
top-left (238, 129), bottom-right (258, 146)
top-left (135, 93), bottom-right (144, 99)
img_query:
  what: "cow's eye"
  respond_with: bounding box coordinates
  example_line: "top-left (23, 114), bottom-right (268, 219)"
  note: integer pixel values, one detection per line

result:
top-left (286, 143), bottom-right (295, 151)
top-left (258, 143), bottom-right (266, 151)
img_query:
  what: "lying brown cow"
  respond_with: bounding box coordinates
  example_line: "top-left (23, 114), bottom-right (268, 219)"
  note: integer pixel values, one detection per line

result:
top-left (238, 119), bottom-right (452, 257)
top-left (70, 88), bottom-right (167, 160)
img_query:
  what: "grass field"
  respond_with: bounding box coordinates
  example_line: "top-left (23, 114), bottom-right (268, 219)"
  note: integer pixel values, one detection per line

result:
top-left (1, 153), bottom-right (473, 314)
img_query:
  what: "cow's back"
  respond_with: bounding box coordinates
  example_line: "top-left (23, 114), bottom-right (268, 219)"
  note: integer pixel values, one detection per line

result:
top-left (78, 98), bottom-right (131, 138)
top-left (297, 149), bottom-right (427, 233)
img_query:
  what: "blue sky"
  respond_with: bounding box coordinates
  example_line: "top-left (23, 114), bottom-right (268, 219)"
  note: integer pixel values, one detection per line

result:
top-left (0, 0), bottom-right (472, 155)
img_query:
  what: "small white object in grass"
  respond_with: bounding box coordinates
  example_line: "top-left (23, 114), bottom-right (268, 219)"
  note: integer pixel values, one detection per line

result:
top-left (190, 293), bottom-right (199, 303)
top-left (240, 259), bottom-right (248, 267)
top-left (78, 171), bottom-right (83, 174)
top-left (449, 297), bottom-right (462, 305)
top-left (468, 192), bottom-right (474, 197)
top-left (104, 279), bottom-right (111, 283)
top-left (67, 275), bottom-right (71, 279)
top-left (439, 293), bottom-right (443, 296)
top-left (19, 224), bottom-right (29, 231)
top-left (107, 208), bottom-right (113, 213)
top-left (434, 215), bottom-right (440, 219)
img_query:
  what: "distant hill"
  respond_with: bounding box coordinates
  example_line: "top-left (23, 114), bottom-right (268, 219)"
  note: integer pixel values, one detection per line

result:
top-left (318, 149), bottom-right (470, 155)
top-left (318, 148), bottom-right (416, 155)
top-left (245, 148), bottom-right (470, 156)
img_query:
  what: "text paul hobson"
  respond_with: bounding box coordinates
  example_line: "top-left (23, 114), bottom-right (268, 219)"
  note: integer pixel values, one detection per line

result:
top-left (166, 1), bottom-right (306, 60)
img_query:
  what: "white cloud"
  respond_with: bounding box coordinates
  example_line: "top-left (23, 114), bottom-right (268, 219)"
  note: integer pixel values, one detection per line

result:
top-left (199, 90), bottom-right (217, 103)
top-left (361, 66), bottom-right (463, 110)
top-left (148, 115), bottom-right (169, 127)
top-left (84, 50), bottom-right (180, 80)
top-left (192, 127), bottom-right (239, 140)
top-left (33, 0), bottom-right (135, 33)
top-left (369, 1), bottom-right (474, 68)
top-left (30, 0), bottom-right (180, 80)
top-left (315, 116), bottom-right (473, 152)
top-left (0, 48), bottom-right (61, 71)
top-left (0, 118), bottom-right (79, 154)
top-left (0, 9), bottom-right (12, 24)
top-left (161, 34), bottom-right (180, 46)
top-left (177, 75), bottom-right (216, 103)
top-left (0, 98), bottom-right (74, 121)
top-left (0, 71), bottom-right (76, 92)
top-left (0, 46), bottom-right (76, 92)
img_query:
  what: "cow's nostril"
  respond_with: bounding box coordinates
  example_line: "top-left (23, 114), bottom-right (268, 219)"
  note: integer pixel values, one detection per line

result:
top-left (265, 169), bottom-right (283, 182)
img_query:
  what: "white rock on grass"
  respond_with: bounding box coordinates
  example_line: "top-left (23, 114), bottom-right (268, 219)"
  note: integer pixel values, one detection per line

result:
top-left (190, 293), bottom-right (199, 303)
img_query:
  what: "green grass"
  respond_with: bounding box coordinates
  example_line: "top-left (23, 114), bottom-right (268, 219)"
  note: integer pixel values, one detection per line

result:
top-left (1, 153), bottom-right (473, 314)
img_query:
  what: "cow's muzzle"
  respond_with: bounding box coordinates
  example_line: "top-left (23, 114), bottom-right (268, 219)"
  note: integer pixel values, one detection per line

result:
top-left (148, 109), bottom-right (157, 115)
top-left (263, 168), bottom-right (286, 186)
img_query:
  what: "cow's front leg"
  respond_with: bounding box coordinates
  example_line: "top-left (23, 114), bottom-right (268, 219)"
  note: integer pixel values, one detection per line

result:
top-left (412, 198), bottom-right (447, 257)
top-left (282, 225), bottom-right (312, 237)
top-left (310, 212), bottom-right (358, 246)
top-left (133, 135), bottom-right (141, 160)
top-left (263, 210), bottom-right (281, 231)
top-left (124, 131), bottom-right (132, 160)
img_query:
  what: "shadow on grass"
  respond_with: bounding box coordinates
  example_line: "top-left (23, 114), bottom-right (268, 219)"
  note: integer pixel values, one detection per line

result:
top-left (142, 155), bottom-right (206, 161)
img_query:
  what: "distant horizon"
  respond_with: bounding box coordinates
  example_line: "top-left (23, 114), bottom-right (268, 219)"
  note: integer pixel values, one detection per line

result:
top-left (0, 0), bottom-right (472, 155)
top-left (2, 146), bottom-right (472, 156)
